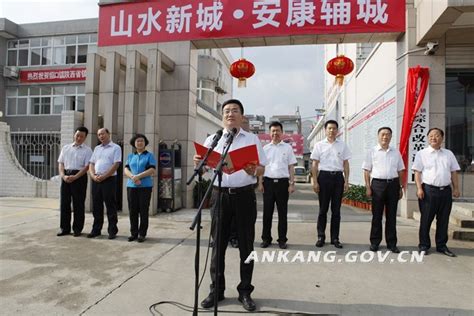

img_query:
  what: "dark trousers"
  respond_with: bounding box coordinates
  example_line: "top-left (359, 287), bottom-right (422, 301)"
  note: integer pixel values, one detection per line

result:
top-left (418, 184), bottom-right (453, 250)
top-left (127, 187), bottom-right (152, 237)
top-left (317, 171), bottom-right (344, 241)
top-left (60, 171), bottom-right (87, 233)
top-left (262, 177), bottom-right (289, 243)
top-left (370, 179), bottom-right (400, 247)
top-left (209, 186), bottom-right (257, 296)
top-left (91, 176), bottom-right (118, 236)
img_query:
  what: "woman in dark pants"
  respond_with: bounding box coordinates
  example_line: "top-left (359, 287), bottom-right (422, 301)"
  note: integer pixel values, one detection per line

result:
top-left (124, 134), bottom-right (156, 242)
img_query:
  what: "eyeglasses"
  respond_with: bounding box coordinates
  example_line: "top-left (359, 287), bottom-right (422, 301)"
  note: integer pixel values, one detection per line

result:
top-left (223, 109), bottom-right (241, 115)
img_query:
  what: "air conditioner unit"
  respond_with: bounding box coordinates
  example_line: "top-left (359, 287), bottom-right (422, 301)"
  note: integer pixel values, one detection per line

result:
top-left (3, 66), bottom-right (19, 79)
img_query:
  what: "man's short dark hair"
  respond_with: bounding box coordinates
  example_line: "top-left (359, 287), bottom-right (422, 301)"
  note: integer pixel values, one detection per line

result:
top-left (427, 127), bottom-right (444, 137)
top-left (269, 121), bottom-right (283, 131)
top-left (75, 126), bottom-right (89, 136)
top-left (222, 99), bottom-right (244, 114)
top-left (324, 120), bottom-right (339, 129)
top-left (130, 133), bottom-right (149, 148)
top-left (377, 127), bottom-right (392, 134)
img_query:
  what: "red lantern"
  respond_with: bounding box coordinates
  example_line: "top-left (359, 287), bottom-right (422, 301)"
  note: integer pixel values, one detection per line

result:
top-left (230, 58), bottom-right (255, 88)
top-left (326, 55), bottom-right (354, 86)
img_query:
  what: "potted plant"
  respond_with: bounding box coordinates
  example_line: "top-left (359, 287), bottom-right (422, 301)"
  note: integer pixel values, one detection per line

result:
top-left (343, 185), bottom-right (371, 211)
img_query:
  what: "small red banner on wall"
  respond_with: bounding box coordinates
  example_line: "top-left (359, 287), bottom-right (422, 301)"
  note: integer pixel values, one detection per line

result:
top-left (258, 133), bottom-right (304, 156)
top-left (19, 68), bottom-right (86, 83)
top-left (98, 0), bottom-right (405, 47)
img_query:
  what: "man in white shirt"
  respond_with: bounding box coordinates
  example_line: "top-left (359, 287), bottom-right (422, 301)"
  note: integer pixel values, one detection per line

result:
top-left (194, 99), bottom-right (267, 312)
top-left (311, 120), bottom-right (351, 249)
top-left (362, 127), bottom-right (405, 253)
top-left (57, 126), bottom-right (93, 237)
top-left (412, 128), bottom-right (460, 257)
top-left (88, 128), bottom-right (122, 239)
top-left (258, 121), bottom-right (297, 249)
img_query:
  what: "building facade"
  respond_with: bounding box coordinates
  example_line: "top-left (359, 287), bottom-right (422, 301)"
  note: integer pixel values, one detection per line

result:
top-left (0, 17), bottom-right (233, 212)
top-left (308, 0), bottom-right (474, 219)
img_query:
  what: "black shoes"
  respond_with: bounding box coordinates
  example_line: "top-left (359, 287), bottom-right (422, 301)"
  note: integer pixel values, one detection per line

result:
top-left (128, 236), bottom-right (137, 242)
top-left (419, 246), bottom-right (429, 255)
top-left (260, 240), bottom-right (271, 248)
top-left (370, 244), bottom-right (379, 252)
top-left (278, 241), bottom-right (288, 249)
top-left (87, 232), bottom-right (101, 238)
top-left (57, 230), bottom-right (70, 236)
top-left (201, 293), bottom-right (225, 308)
top-left (238, 294), bottom-right (256, 311)
top-left (137, 236), bottom-right (146, 243)
top-left (316, 238), bottom-right (342, 248)
top-left (437, 247), bottom-right (456, 257)
top-left (331, 239), bottom-right (343, 249)
top-left (389, 246), bottom-right (400, 254)
top-left (73, 232), bottom-right (81, 237)
top-left (315, 238), bottom-right (325, 247)
top-left (108, 234), bottom-right (116, 240)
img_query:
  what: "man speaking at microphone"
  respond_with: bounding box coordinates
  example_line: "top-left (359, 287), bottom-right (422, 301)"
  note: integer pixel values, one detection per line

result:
top-left (194, 99), bottom-right (267, 311)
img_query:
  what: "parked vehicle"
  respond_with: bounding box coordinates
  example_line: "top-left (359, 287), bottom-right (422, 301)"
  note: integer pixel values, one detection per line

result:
top-left (294, 166), bottom-right (310, 183)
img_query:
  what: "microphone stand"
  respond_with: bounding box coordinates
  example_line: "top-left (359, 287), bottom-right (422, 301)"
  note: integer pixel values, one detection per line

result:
top-left (187, 132), bottom-right (222, 316)
top-left (212, 132), bottom-right (235, 315)
top-left (188, 131), bottom-right (235, 315)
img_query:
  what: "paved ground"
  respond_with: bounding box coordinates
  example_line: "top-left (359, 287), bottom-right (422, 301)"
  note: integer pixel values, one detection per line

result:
top-left (0, 183), bottom-right (473, 315)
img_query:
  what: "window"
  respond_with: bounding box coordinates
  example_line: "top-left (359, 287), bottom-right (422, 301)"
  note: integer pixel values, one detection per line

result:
top-left (6, 34), bottom-right (96, 67)
top-left (53, 96), bottom-right (64, 114)
top-left (7, 50), bottom-right (17, 66)
top-left (41, 47), bottom-right (52, 65)
top-left (6, 98), bottom-right (17, 116)
top-left (17, 98), bottom-right (28, 115)
top-left (53, 47), bottom-right (65, 65)
top-left (66, 46), bottom-right (76, 64)
top-left (30, 48), bottom-right (41, 66)
top-left (446, 71), bottom-right (474, 173)
top-left (18, 49), bottom-right (28, 66)
top-left (77, 45), bottom-right (88, 63)
top-left (4, 85), bottom-right (85, 116)
top-left (197, 79), bottom-right (217, 110)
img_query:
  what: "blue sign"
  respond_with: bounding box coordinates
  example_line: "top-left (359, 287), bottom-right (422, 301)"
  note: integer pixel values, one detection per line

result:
top-left (159, 151), bottom-right (172, 167)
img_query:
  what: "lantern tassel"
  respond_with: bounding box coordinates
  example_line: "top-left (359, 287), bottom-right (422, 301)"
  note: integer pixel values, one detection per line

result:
top-left (238, 78), bottom-right (247, 88)
top-left (335, 74), bottom-right (344, 86)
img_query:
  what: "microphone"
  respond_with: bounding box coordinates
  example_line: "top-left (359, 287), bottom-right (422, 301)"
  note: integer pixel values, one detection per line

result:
top-left (225, 128), bottom-right (238, 145)
top-left (209, 129), bottom-right (223, 150)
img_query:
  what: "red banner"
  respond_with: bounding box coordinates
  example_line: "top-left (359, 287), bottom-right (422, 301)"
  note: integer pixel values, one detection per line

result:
top-left (399, 66), bottom-right (429, 185)
top-left (98, 0), bottom-right (405, 46)
top-left (19, 68), bottom-right (86, 83)
top-left (258, 133), bottom-right (304, 156)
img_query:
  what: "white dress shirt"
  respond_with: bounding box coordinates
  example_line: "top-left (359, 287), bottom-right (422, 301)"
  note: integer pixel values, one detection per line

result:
top-left (90, 142), bottom-right (122, 176)
top-left (263, 141), bottom-right (297, 178)
top-left (57, 143), bottom-right (93, 170)
top-left (310, 138), bottom-right (351, 171)
top-left (412, 146), bottom-right (460, 187)
top-left (362, 145), bottom-right (405, 179)
top-left (204, 128), bottom-right (268, 187)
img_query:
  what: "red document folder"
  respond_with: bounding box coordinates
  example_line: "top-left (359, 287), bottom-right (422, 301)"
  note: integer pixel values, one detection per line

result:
top-left (194, 142), bottom-right (260, 174)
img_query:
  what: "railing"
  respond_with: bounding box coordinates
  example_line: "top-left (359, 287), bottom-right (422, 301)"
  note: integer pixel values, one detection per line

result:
top-left (10, 131), bottom-right (61, 180)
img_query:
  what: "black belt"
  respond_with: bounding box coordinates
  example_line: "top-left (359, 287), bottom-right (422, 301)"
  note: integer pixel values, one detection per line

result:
top-left (424, 183), bottom-right (450, 191)
top-left (264, 177), bottom-right (289, 183)
top-left (320, 170), bottom-right (342, 175)
top-left (373, 178), bottom-right (399, 183)
top-left (64, 169), bottom-right (80, 175)
top-left (213, 184), bottom-right (254, 195)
